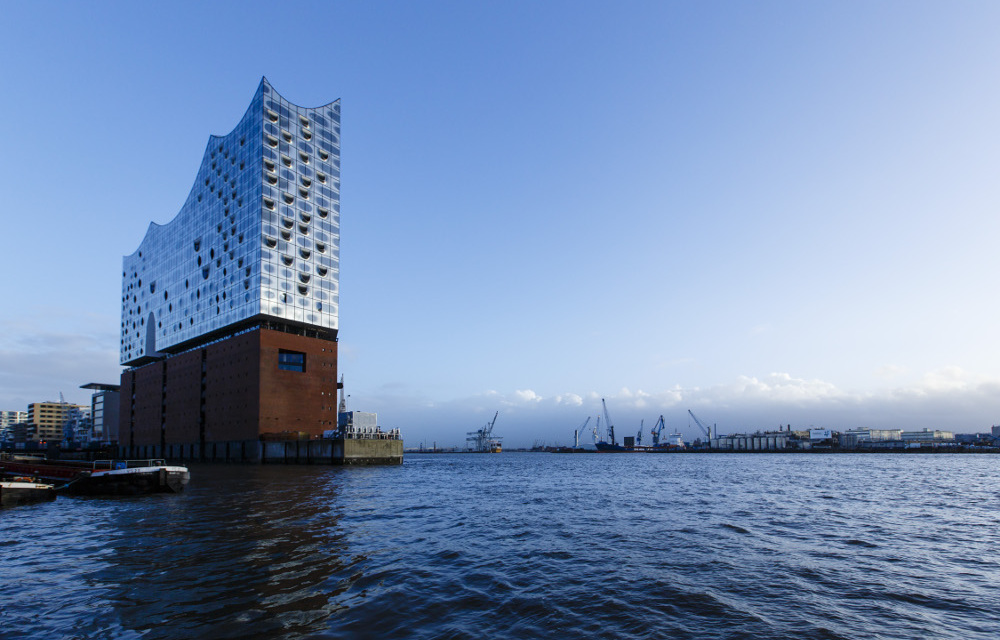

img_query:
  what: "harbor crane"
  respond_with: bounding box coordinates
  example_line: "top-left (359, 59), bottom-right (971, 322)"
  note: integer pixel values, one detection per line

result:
top-left (650, 415), bottom-right (666, 446)
top-left (466, 411), bottom-right (502, 453)
top-left (574, 416), bottom-right (591, 448)
top-left (602, 398), bottom-right (616, 446)
top-left (636, 419), bottom-right (644, 446)
top-left (687, 409), bottom-right (715, 444)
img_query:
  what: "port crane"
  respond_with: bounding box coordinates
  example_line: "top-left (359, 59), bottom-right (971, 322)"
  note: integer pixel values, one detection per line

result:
top-left (602, 398), bottom-right (616, 446)
top-left (650, 415), bottom-right (666, 446)
top-left (687, 409), bottom-right (715, 444)
top-left (636, 419), bottom-right (644, 446)
top-left (574, 416), bottom-right (591, 448)
top-left (466, 411), bottom-right (502, 453)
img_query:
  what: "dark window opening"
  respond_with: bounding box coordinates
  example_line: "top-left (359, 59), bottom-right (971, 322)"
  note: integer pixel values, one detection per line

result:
top-left (278, 350), bottom-right (306, 373)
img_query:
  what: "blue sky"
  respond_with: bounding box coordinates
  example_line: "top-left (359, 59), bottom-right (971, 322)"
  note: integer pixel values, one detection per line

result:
top-left (2, 1), bottom-right (1000, 447)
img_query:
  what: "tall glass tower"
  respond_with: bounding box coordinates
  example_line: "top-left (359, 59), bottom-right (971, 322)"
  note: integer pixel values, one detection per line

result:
top-left (119, 79), bottom-right (344, 460)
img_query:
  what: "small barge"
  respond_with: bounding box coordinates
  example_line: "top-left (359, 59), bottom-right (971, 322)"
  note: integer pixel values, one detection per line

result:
top-left (0, 479), bottom-right (57, 507)
top-left (0, 455), bottom-right (189, 496)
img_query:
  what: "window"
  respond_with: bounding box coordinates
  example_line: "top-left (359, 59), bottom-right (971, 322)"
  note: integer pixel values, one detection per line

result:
top-left (278, 350), bottom-right (305, 372)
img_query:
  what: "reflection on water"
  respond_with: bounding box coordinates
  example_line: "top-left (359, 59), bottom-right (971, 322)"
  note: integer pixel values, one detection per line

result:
top-left (102, 466), bottom-right (357, 640)
top-left (3, 454), bottom-right (1000, 640)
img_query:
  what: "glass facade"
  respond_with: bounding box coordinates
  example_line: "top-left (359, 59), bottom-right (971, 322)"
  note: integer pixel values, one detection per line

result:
top-left (121, 78), bottom-right (341, 365)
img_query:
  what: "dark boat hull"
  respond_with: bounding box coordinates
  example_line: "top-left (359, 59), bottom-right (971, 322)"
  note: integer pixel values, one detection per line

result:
top-left (0, 482), bottom-right (57, 507)
top-left (594, 442), bottom-right (628, 452)
top-left (66, 468), bottom-right (189, 496)
top-left (0, 459), bottom-right (189, 496)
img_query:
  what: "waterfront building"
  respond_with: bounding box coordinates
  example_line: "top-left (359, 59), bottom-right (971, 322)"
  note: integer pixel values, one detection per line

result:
top-left (901, 428), bottom-right (955, 446)
top-left (81, 383), bottom-right (120, 445)
top-left (1, 410), bottom-right (28, 429)
top-left (119, 78), bottom-right (343, 460)
top-left (0, 410), bottom-right (27, 443)
top-left (27, 402), bottom-right (87, 444)
top-left (10, 422), bottom-right (33, 444)
top-left (839, 428), bottom-right (904, 449)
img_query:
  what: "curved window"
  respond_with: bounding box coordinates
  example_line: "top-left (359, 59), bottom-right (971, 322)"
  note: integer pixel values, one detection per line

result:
top-left (264, 236), bottom-right (277, 248)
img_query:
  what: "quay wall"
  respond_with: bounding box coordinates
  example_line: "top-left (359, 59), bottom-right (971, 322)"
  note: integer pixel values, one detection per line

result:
top-left (119, 438), bottom-right (403, 466)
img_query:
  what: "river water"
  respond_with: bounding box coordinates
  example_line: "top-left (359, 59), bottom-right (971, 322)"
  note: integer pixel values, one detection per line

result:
top-left (2, 453), bottom-right (999, 639)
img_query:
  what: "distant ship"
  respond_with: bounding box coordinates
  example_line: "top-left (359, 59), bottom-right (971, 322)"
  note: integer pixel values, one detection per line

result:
top-left (594, 441), bottom-right (628, 452)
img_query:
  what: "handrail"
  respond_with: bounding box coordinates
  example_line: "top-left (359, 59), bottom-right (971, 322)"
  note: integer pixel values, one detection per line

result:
top-left (92, 459), bottom-right (168, 470)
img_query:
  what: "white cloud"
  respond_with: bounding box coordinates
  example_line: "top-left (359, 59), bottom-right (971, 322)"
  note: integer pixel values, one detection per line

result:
top-left (554, 393), bottom-right (583, 406)
top-left (513, 389), bottom-right (542, 403)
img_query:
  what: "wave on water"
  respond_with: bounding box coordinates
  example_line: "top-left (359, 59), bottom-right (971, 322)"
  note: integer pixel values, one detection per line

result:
top-left (3, 455), bottom-right (1000, 640)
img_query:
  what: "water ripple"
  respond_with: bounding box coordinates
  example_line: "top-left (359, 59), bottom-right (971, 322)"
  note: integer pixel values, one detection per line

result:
top-left (3, 454), bottom-right (1000, 639)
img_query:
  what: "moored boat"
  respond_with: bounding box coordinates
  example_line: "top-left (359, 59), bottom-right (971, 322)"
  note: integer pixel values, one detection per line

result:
top-left (0, 455), bottom-right (189, 496)
top-left (0, 479), bottom-right (57, 507)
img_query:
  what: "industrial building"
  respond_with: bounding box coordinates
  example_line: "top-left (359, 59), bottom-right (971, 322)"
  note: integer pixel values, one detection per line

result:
top-left (118, 78), bottom-right (363, 461)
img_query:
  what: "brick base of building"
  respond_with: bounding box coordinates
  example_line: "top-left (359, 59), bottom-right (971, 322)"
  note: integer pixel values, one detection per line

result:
top-left (120, 327), bottom-right (341, 458)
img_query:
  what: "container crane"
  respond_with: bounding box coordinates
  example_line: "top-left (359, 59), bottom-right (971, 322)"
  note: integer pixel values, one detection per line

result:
top-left (636, 419), bottom-right (644, 446)
top-left (650, 415), bottom-right (666, 446)
top-left (602, 398), bottom-right (616, 446)
top-left (687, 409), bottom-right (715, 445)
top-left (574, 416), bottom-right (591, 448)
top-left (466, 411), bottom-right (502, 452)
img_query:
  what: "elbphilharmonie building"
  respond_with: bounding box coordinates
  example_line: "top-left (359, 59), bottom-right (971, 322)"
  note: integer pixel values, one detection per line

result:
top-left (119, 78), bottom-right (344, 459)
